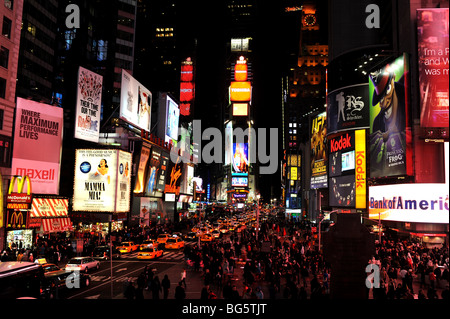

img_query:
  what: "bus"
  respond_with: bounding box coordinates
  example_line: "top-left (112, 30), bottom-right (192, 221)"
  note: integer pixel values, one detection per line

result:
top-left (0, 261), bottom-right (45, 299)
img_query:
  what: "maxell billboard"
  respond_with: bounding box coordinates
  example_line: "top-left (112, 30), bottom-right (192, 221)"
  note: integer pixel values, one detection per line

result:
top-left (11, 98), bottom-right (64, 194)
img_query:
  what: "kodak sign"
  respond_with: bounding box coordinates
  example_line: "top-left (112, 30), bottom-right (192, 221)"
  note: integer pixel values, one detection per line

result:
top-left (355, 130), bottom-right (366, 209)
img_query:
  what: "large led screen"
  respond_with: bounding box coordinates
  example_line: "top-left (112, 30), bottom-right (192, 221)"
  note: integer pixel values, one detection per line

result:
top-left (369, 54), bottom-right (412, 178)
top-left (310, 112), bottom-right (327, 188)
top-left (11, 98), bottom-right (64, 194)
top-left (417, 8), bottom-right (449, 133)
top-left (166, 95), bottom-right (180, 143)
top-left (232, 143), bottom-right (249, 176)
top-left (326, 84), bottom-right (370, 134)
top-left (120, 69), bottom-right (152, 132)
top-left (74, 66), bottom-right (103, 143)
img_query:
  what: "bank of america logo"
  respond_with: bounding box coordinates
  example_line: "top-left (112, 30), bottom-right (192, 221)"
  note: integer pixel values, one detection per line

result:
top-left (80, 162), bottom-right (91, 173)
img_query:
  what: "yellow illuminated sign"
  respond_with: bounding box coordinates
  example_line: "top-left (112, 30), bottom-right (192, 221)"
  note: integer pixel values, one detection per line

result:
top-left (355, 130), bottom-right (366, 209)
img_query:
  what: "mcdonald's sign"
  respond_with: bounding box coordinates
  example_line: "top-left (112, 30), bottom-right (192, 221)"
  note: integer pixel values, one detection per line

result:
top-left (7, 175), bottom-right (32, 209)
top-left (6, 210), bottom-right (29, 229)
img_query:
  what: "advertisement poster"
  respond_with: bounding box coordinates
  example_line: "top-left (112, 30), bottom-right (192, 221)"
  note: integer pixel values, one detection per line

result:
top-left (133, 144), bottom-right (150, 194)
top-left (232, 143), bottom-right (249, 176)
top-left (120, 69), bottom-right (152, 132)
top-left (116, 150), bottom-right (132, 212)
top-left (165, 156), bottom-right (183, 195)
top-left (11, 98), bottom-right (64, 195)
top-left (145, 148), bottom-right (162, 196)
top-left (310, 112), bottom-right (328, 189)
top-left (72, 149), bottom-right (131, 212)
top-left (74, 66), bottom-right (103, 143)
top-left (417, 9), bottom-right (449, 132)
top-left (156, 151), bottom-right (169, 193)
top-left (369, 54), bottom-right (410, 178)
top-left (326, 84), bottom-right (370, 134)
top-left (166, 96), bottom-right (180, 143)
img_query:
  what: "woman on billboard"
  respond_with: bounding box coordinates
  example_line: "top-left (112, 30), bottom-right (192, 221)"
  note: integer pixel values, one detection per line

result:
top-left (93, 158), bottom-right (111, 184)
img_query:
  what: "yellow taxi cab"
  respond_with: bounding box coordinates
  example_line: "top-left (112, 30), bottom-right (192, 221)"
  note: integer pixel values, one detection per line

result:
top-left (137, 247), bottom-right (163, 260)
top-left (156, 234), bottom-right (171, 244)
top-left (116, 241), bottom-right (139, 253)
top-left (140, 240), bottom-right (156, 251)
top-left (200, 233), bottom-right (213, 242)
top-left (165, 237), bottom-right (185, 249)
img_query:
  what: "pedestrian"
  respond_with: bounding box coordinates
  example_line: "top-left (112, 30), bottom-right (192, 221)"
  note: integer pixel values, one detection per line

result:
top-left (151, 275), bottom-right (162, 299)
top-left (180, 268), bottom-right (187, 289)
top-left (201, 285), bottom-right (210, 299)
top-left (161, 274), bottom-right (170, 299)
top-left (124, 279), bottom-right (135, 300)
top-left (175, 281), bottom-right (186, 300)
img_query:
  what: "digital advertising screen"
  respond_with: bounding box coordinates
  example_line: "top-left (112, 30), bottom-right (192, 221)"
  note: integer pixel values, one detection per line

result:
top-left (417, 8), bottom-right (449, 135)
top-left (232, 176), bottom-right (248, 187)
top-left (133, 144), bottom-right (150, 194)
top-left (166, 95), bottom-right (180, 143)
top-left (329, 175), bottom-right (355, 207)
top-left (232, 103), bottom-right (248, 116)
top-left (369, 54), bottom-right (412, 178)
top-left (326, 84), bottom-right (370, 135)
top-left (120, 69), bottom-right (152, 132)
top-left (310, 112), bottom-right (328, 188)
top-left (232, 143), bottom-right (249, 176)
top-left (11, 98), bottom-right (64, 195)
top-left (74, 66), bottom-right (103, 143)
top-left (145, 148), bottom-right (162, 196)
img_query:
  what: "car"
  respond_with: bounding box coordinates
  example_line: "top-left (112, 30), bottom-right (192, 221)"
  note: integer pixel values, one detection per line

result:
top-left (200, 233), bottom-right (213, 242)
top-left (65, 257), bottom-right (100, 273)
top-left (165, 237), bottom-right (185, 249)
top-left (42, 267), bottom-right (91, 299)
top-left (156, 234), bottom-right (171, 244)
top-left (139, 240), bottom-right (156, 250)
top-left (41, 263), bottom-right (64, 275)
top-left (211, 229), bottom-right (222, 239)
top-left (92, 246), bottom-right (121, 260)
top-left (184, 232), bottom-right (197, 241)
top-left (172, 232), bottom-right (183, 238)
top-left (137, 247), bottom-right (164, 260)
top-left (219, 226), bottom-right (229, 234)
top-left (116, 241), bottom-right (139, 253)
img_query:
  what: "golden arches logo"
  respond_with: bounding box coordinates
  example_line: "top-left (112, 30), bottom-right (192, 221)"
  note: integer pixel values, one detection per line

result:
top-left (8, 211), bottom-right (25, 228)
top-left (8, 175), bottom-right (32, 195)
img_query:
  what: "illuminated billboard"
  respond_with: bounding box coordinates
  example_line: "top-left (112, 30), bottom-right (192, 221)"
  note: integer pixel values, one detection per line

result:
top-left (165, 155), bottom-right (183, 195)
top-left (232, 143), bottom-right (249, 176)
top-left (369, 54), bottom-right (412, 178)
top-left (310, 112), bottom-right (327, 188)
top-left (417, 8), bottom-right (449, 137)
top-left (224, 122), bottom-right (233, 165)
top-left (180, 58), bottom-right (195, 117)
top-left (328, 130), bottom-right (367, 208)
top-left (230, 81), bottom-right (252, 102)
top-left (72, 149), bottom-right (131, 213)
top-left (120, 69), bottom-right (152, 132)
top-left (234, 60), bottom-right (248, 81)
top-left (232, 176), bottom-right (248, 187)
top-left (11, 98), bottom-right (64, 195)
top-left (326, 84), bottom-right (369, 134)
top-left (74, 66), bottom-right (103, 143)
top-left (232, 103), bottom-right (248, 116)
top-left (133, 144), bottom-right (150, 194)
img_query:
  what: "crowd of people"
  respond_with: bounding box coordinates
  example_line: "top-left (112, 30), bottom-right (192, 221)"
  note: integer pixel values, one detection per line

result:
top-left (1, 213), bottom-right (449, 300)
